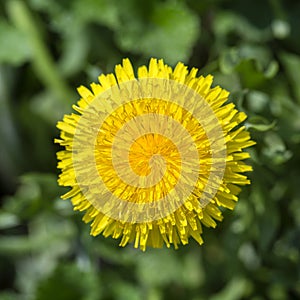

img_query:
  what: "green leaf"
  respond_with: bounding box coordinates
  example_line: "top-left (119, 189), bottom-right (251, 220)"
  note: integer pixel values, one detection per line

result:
top-left (258, 202), bottom-right (280, 251)
top-left (0, 292), bottom-right (21, 300)
top-left (58, 25), bottom-right (89, 77)
top-left (246, 90), bottom-right (269, 113)
top-left (111, 281), bottom-right (142, 300)
top-left (30, 91), bottom-right (73, 124)
top-left (211, 277), bottom-right (250, 300)
top-left (181, 251), bottom-right (204, 288)
top-left (213, 11), bottom-right (271, 43)
top-left (262, 132), bottom-right (293, 164)
top-left (0, 20), bottom-right (31, 65)
top-left (246, 116), bottom-right (276, 131)
top-left (219, 45), bottom-right (278, 88)
top-left (136, 248), bottom-right (181, 286)
top-left (116, 1), bottom-right (200, 64)
top-left (3, 173), bottom-right (64, 219)
top-left (0, 213), bottom-right (75, 256)
top-left (73, 0), bottom-right (120, 30)
top-left (279, 51), bottom-right (300, 103)
top-left (35, 263), bottom-right (100, 300)
top-left (0, 212), bottom-right (19, 229)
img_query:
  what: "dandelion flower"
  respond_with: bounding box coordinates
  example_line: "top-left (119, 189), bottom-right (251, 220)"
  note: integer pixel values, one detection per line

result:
top-left (56, 58), bottom-right (255, 251)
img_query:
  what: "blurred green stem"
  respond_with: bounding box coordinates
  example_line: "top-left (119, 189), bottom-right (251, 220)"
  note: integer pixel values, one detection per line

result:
top-left (7, 0), bottom-right (73, 101)
top-left (268, 0), bottom-right (286, 20)
top-left (0, 66), bottom-right (21, 192)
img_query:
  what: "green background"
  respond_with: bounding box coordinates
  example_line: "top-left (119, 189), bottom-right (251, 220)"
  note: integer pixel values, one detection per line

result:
top-left (0, 0), bottom-right (300, 299)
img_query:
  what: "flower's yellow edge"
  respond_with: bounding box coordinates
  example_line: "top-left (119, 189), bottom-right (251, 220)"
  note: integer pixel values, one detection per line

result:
top-left (56, 58), bottom-right (255, 251)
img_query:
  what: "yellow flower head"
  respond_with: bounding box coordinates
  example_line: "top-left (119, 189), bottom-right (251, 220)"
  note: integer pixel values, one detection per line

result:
top-left (56, 58), bottom-right (255, 251)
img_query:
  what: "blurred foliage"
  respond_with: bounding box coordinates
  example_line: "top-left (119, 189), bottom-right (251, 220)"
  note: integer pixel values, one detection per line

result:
top-left (0, 0), bottom-right (300, 299)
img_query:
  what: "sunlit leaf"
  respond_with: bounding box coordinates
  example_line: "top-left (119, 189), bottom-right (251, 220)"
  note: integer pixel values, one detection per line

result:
top-left (0, 20), bottom-right (31, 65)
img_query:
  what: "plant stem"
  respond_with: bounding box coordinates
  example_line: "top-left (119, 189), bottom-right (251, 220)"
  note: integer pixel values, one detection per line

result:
top-left (7, 0), bottom-right (73, 102)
